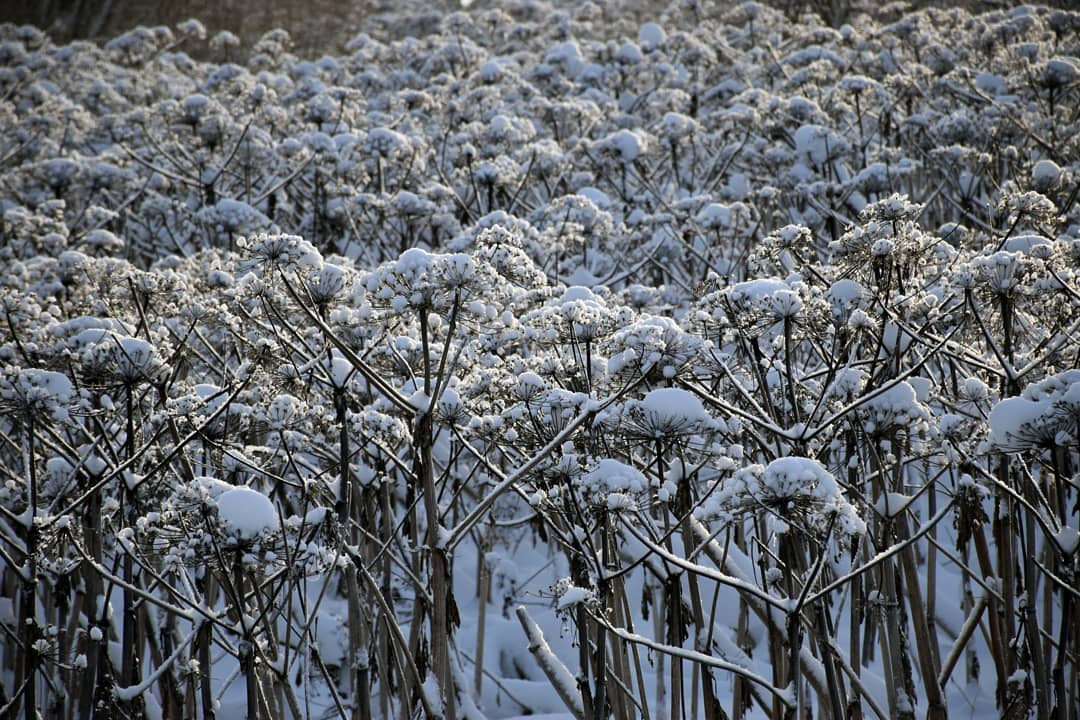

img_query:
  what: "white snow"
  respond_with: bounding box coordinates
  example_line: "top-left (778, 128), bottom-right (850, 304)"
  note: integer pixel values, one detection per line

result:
top-left (366, 126), bottom-right (410, 156)
top-left (762, 456), bottom-right (836, 500)
top-left (975, 71), bottom-right (1007, 95)
top-left (861, 381), bottom-right (929, 432)
top-left (907, 376), bottom-right (932, 403)
top-left (795, 124), bottom-right (832, 166)
top-left (829, 368), bottom-right (866, 398)
top-left (516, 372), bottom-right (545, 391)
top-left (437, 387), bottom-right (462, 416)
top-left (304, 507), bottom-right (328, 526)
top-left (544, 40), bottom-right (584, 77)
top-left (1032, 159), bottom-right (1062, 191)
top-left (875, 492), bottom-right (914, 518)
top-left (15, 368), bottom-right (74, 406)
top-left (328, 352), bottom-right (353, 387)
top-left (314, 615), bottom-right (346, 667)
top-left (727, 278), bottom-right (803, 318)
top-left (641, 388), bottom-right (708, 426)
top-left (216, 486), bottom-right (279, 540)
top-left (1053, 526), bottom-right (1079, 555)
top-left (1003, 234), bottom-right (1051, 254)
top-left (601, 129), bottom-right (647, 162)
top-left (637, 22), bottom-right (666, 50)
top-left (828, 279), bottom-right (863, 306)
top-left (615, 41), bottom-right (643, 64)
top-left (576, 187), bottom-right (610, 209)
top-left (696, 203), bottom-right (733, 229)
top-left (729, 277), bottom-right (788, 302)
top-left (988, 396), bottom-right (1050, 449)
top-left (394, 246), bottom-right (433, 275)
top-left (559, 286), bottom-right (598, 304)
top-left (660, 112), bottom-right (697, 141)
top-left (555, 585), bottom-right (593, 610)
top-left (477, 58), bottom-right (500, 81)
top-left (583, 458), bottom-right (648, 495)
top-left (880, 322), bottom-right (913, 354)
top-left (408, 389), bottom-right (431, 412)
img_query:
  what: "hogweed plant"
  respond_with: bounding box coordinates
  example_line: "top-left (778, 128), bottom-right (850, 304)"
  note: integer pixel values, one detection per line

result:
top-left (0, 2), bottom-right (1078, 720)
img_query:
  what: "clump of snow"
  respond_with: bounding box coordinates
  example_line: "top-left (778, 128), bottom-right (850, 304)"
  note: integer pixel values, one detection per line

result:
top-left (861, 381), bottom-right (930, 433)
top-left (1003, 234), bottom-right (1051, 254)
top-left (560, 285), bottom-right (599, 304)
top-left (1032, 159), bottom-right (1062, 191)
top-left (712, 457), bottom-right (865, 536)
top-left (477, 58), bottom-right (501, 81)
top-left (615, 41), bottom-right (643, 64)
top-left (962, 377), bottom-right (990, 401)
top-left (829, 368), bottom-right (867, 399)
top-left (827, 279), bottom-right (864, 316)
top-left (584, 458), bottom-right (648, 492)
top-left (217, 486), bottom-right (279, 540)
top-left (875, 492), bottom-right (914, 518)
top-left (73, 331), bottom-right (165, 383)
top-left (794, 124), bottom-right (836, 166)
top-left (1053, 526), bottom-right (1079, 555)
top-left (328, 352), bottom-right (353, 388)
top-left (206, 198), bottom-right (268, 233)
top-left (761, 457), bottom-right (837, 501)
top-left (696, 203), bottom-right (734, 229)
top-left (578, 458), bottom-right (649, 510)
top-left (366, 127), bottom-right (410, 157)
top-left (437, 387), bottom-right (465, 422)
top-left (1040, 57), bottom-right (1079, 88)
top-left (556, 585), bottom-right (594, 610)
top-left (544, 40), bottom-right (584, 77)
top-left (975, 71), bottom-right (1008, 95)
top-left (727, 278), bottom-right (787, 304)
top-left (660, 112), bottom-right (698, 143)
top-left (305, 507), bottom-right (328, 526)
top-left (408, 389), bottom-right (431, 413)
top-left (599, 129), bottom-right (648, 163)
top-left (629, 388), bottom-right (713, 437)
top-left (637, 22), bottom-right (666, 50)
top-left (642, 388), bottom-right (706, 423)
top-left (244, 233), bottom-right (323, 271)
top-left (395, 247), bottom-right (434, 276)
top-left (311, 262), bottom-right (347, 301)
top-left (265, 394), bottom-right (305, 430)
top-left (727, 277), bottom-right (803, 318)
top-left (513, 371), bottom-right (546, 402)
top-left (988, 396), bottom-right (1053, 450)
top-left (7, 369), bottom-right (74, 420)
top-left (576, 187), bottom-right (611, 209)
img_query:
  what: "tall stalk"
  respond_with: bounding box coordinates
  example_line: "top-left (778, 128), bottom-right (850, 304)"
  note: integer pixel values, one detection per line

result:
top-left (120, 383), bottom-right (142, 712)
top-left (19, 414), bottom-right (40, 720)
top-left (335, 382), bottom-right (371, 720)
top-left (417, 309), bottom-right (455, 720)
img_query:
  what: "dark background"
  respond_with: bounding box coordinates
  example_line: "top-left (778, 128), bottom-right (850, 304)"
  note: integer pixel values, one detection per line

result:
top-left (0, 0), bottom-right (1068, 58)
top-left (0, 0), bottom-right (458, 56)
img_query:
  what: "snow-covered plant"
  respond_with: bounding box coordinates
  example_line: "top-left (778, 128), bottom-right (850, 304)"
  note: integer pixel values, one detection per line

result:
top-left (1, 4), bottom-right (1079, 720)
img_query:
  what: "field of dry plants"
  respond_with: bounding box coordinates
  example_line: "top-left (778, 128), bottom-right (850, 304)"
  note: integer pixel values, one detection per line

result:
top-left (0, 2), bottom-right (1078, 719)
